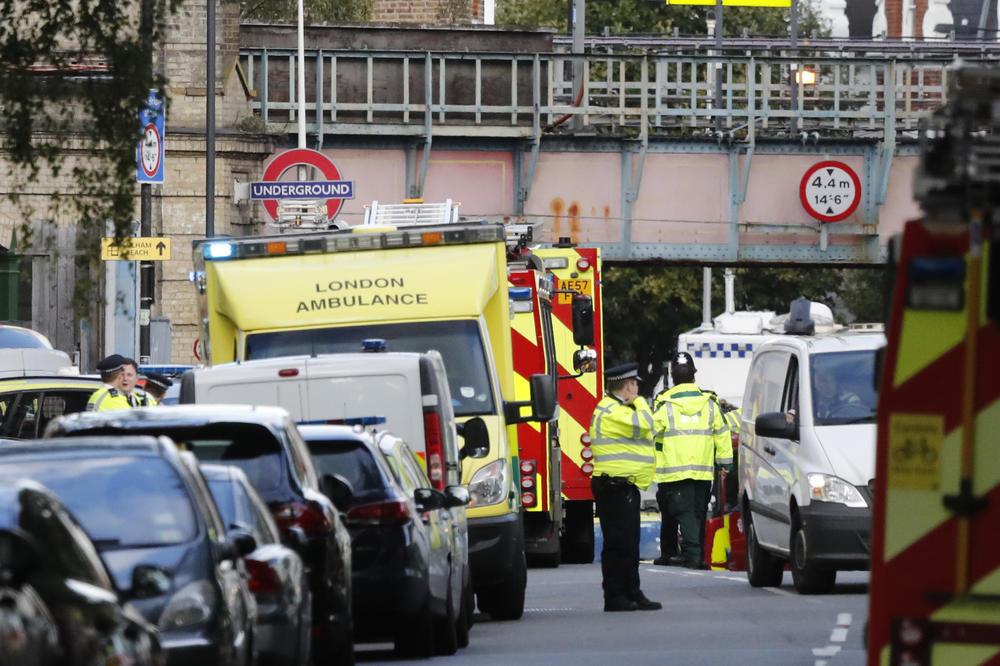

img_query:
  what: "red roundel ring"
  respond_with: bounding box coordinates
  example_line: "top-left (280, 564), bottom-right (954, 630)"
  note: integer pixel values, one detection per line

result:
top-left (260, 148), bottom-right (346, 222)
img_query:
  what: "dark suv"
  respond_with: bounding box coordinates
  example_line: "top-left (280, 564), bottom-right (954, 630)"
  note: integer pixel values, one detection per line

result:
top-left (46, 405), bottom-right (355, 664)
top-left (0, 437), bottom-right (255, 666)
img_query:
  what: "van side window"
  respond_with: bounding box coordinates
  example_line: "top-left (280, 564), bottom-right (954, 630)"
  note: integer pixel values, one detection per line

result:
top-left (749, 352), bottom-right (791, 419)
top-left (781, 356), bottom-right (800, 416)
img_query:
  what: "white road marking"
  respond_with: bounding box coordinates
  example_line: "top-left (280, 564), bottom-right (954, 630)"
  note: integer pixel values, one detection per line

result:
top-left (830, 627), bottom-right (849, 643)
top-left (814, 661), bottom-right (828, 666)
top-left (761, 586), bottom-right (795, 597)
top-left (812, 646), bottom-right (841, 657)
top-left (837, 612), bottom-right (853, 627)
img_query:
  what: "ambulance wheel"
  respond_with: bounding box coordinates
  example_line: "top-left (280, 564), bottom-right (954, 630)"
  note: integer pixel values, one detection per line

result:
top-left (528, 549), bottom-right (560, 568)
top-left (745, 511), bottom-right (784, 588)
top-left (478, 551), bottom-right (526, 621)
top-left (790, 524), bottom-right (836, 595)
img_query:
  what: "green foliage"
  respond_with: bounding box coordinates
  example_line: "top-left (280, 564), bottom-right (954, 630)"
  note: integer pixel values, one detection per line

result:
top-left (603, 265), bottom-right (885, 394)
top-left (240, 0), bottom-right (372, 22)
top-left (497, 0), bottom-right (829, 38)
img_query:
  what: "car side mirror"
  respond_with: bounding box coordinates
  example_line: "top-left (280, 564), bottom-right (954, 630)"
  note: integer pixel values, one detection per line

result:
top-left (571, 294), bottom-right (595, 346)
top-left (229, 529), bottom-right (257, 558)
top-left (0, 530), bottom-right (38, 588)
top-left (530, 374), bottom-right (557, 421)
top-left (131, 564), bottom-right (172, 599)
top-left (755, 412), bottom-right (798, 440)
top-left (572, 348), bottom-right (598, 374)
top-left (414, 487), bottom-right (447, 511)
top-left (443, 485), bottom-right (470, 508)
top-left (457, 417), bottom-right (490, 459)
top-left (321, 473), bottom-right (353, 513)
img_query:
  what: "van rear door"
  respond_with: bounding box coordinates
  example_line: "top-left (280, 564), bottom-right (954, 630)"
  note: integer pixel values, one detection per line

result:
top-left (197, 358), bottom-right (308, 420)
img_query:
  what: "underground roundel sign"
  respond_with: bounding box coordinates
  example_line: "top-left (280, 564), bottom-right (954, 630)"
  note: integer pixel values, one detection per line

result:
top-left (251, 148), bottom-right (354, 222)
top-left (799, 160), bottom-right (861, 223)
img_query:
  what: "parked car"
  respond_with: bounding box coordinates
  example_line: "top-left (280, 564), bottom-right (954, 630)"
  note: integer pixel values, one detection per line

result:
top-left (0, 376), bottom-right (101, 439)
top-left (0, 325), bottom-right (55, 350)
top-left (0, 437), bottom-right (257, 665)
top-left (300, 424), bottom-right (472, 658)
top-left (201, 464), bottom-right (311, 666)
top-left (739, 315), bottom-right (884, 594)
top-left (0, 479), bottom-right (163, 666)
top-left (46, 405), bottom-right (355, 665)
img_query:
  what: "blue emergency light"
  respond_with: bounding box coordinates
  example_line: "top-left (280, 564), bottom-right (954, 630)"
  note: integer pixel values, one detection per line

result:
top-left (509, 287), bottom-right (532, 301)
top-left (204, 242), bottom-right (234, 260)
top-left (361, 338), bottom-right (388, 352)
top-left (298, 416), bottom-right (387, 426)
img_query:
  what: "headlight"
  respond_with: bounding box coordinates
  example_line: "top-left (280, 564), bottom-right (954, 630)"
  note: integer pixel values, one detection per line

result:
top-left (468, 460), bottom-right (508, 507)
top-left (807, 474), bottom-right (867, 508)
top-left (158, 581), bottom-right (215, 630)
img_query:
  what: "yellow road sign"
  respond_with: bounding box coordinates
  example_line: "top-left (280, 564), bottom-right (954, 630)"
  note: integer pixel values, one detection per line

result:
top-left (667, 0), bottom-right (792, 6)
top-left (101, 237), bottom-right (172, 261)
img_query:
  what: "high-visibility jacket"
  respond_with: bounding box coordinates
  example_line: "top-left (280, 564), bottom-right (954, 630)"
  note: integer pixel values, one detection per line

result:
top-left (589, 393), bottom-right (656, 489)
top-left (131, 389), bottom-right (158, 407)
top-left (723, 407), bottom-right (741, 434)
top-left (652, 383), bottom-right (733, 483)
top-left (86, 385), bottom-right (133, 412)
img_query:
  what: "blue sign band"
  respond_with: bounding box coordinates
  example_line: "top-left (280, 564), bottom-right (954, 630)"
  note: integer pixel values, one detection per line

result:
top-left (250, 180), bottom-right (354, 200)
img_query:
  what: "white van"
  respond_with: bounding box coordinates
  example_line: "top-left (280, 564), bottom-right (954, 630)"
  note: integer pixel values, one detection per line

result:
top-left (179, 349), bottom-right (490, 491)
top-left (738, 320), bottom-right (884, 594)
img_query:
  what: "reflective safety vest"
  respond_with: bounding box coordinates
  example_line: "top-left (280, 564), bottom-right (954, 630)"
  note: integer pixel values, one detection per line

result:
top-left (131, 389), bottom-right (158, 407)
top-left (653, 383), bottom-right (733, 483)
top-left (588, 394), bottom-right (656, 489)
top-left (723, 407), bottom-right (741, 434)
top-left (86, 386), bottom-right (133, 412)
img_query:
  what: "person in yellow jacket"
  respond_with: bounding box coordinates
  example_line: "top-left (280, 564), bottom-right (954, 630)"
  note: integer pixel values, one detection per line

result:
top-left (589, 362), bottom-right (662, 612)
top-left (652, 352), bottom-right (734, 570)
top-left (86, 354), bottom-right (136, 412)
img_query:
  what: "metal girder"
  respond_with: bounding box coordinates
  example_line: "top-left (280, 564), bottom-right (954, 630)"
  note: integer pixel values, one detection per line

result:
top-left (598, 241), bottom-right (888, 264)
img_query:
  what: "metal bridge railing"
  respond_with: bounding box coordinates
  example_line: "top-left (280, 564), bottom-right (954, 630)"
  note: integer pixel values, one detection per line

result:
top-left (239, 48), bottom-right (974, 139)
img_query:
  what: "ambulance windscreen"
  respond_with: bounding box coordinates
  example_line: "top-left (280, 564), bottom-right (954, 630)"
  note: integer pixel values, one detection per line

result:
top-left (245, 320), bottom-right (495, 417)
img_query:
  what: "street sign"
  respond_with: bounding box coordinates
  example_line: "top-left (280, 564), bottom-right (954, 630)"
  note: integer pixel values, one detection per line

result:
top-left (253, 148), bottom-right (354, 223)
top-left (137, 89), bottom-right (165, 184)
top-left (799, 160), bottom-right (861, 223)
top-left (666, 0), bottom-right (792, 6)
top-left (101, 237), bottom-right (172, 261)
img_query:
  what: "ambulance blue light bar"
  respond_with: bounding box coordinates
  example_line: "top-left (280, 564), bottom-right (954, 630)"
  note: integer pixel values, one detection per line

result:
top-left (197, 223), bottom-right (505, 261)
top-left (509, 287), bottom-right (533, 301)
top-left (361, 339), bottom-right (387, 352)
top-left (298, 416), bottom-right (388, 426)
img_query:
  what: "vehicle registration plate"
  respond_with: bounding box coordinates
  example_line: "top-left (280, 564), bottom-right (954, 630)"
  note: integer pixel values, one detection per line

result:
top-left (557, 278), bottom-right (591, 304)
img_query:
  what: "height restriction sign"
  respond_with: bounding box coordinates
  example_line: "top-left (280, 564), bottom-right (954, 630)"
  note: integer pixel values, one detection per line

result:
top-left (799, 160), bottom-right (861, 223)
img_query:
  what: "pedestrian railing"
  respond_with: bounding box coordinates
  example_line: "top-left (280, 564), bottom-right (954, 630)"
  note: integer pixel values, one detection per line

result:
top-left (239, 47), bottom-right (988, 140)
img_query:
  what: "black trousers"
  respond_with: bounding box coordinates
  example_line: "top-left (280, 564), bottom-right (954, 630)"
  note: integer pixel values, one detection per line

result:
top-left (656, 479), bottom-right (712, 567)
top-left (592, 475), bottom-right (641, 601)
top-left (656, 493), bottom-right (680, 560)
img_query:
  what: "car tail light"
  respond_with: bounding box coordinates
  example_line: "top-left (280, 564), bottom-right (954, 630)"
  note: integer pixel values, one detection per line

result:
top-left (422, 409), bottom-right (445, 491)
top-left (346, 499), bottom-right (412, 526)
top-left (278, 368), bottom-right (299, 377)
top-left (521, 492), bottom-right (536, 507)
top-left (520, 460), bottom-right (536, 475)
top-left (576, 258), bottom-right (590, 271)
top-left (521, 477), bottom-right (534, 489)
top-left (580, 447), bottom-right (593, 461)
top-left (271, 500), bottom-right (330, 537)
top-left (245, 558), bottom-right (280, 596)
top-left (580, 433), bottom-right (591, 445)
top-left (581, 462), bottom-right (594, 475)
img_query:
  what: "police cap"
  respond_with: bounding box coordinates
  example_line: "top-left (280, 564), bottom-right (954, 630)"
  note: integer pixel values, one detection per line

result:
top-left (96, 354), bottom-right (126, 374)
top-left (605, 362), bottom-right (639, 382)
top-left (142, 371), bottom-right (173, 391)
top-left (669, 351), bottom-right (697, 374)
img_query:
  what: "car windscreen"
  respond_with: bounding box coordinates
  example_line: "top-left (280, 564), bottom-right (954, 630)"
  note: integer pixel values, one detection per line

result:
top-left (0, 455), bottom-right (197, 548)
top-left (0, 328), bottom-right (51, 349)
top-left (245, 320), bottom-right (495, 416)
top-left (62, 423), bottom-right (290, 500)
top-left (810, 350), bottom-right (878, 425)
top-left (305, 438), bottom-right (386, 499)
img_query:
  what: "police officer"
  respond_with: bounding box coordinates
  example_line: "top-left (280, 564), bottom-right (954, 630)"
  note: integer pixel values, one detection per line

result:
top-left (140, 371), bottom-right (172, 405)
top-left (123, 359), bottom-right (158, 407)
top-left (590, 362), bottom-right (662, 612)
top-left (652, 362), bottom-right (681, 566)
top-left (86, 354), bottom-right (135, 412)
top-left (652, 352), bottom-right (733, 570)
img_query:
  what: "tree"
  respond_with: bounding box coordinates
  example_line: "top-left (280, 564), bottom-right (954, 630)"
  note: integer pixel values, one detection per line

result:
top-left (240, 0), bottom-right (373, 22)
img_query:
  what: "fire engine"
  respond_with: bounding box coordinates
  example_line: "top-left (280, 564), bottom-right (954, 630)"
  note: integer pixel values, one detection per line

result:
top-left (868, 67), bottom-right (1000, 664)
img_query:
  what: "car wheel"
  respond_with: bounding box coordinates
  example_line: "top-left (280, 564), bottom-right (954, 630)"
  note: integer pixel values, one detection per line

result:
top-left (790, 524), bottom-right (836, 595)
top-left (479, 550), bottom-right (526, 621)
top-left (297, 585), bottom-right (313, 666)
top-left (528, 549), bottom-right (561, 568)
top-left (433, 584), bottom-right (458, 656)
top-left (455, 579), bottom-right (472, 648)
top-left (745, 511), bottom-right (784, 588)
top-left (394, 593), bottom-right (435, 659)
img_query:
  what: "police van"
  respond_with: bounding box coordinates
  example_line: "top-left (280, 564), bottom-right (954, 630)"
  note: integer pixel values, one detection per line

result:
top-left (738, 301), bottom-right (884, 594)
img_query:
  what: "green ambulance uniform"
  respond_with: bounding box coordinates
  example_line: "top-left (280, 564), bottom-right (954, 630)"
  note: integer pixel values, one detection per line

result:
top-left (653, 383), bottom-right (733, 567)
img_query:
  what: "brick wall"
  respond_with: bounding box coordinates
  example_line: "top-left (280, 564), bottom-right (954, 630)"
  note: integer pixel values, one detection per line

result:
top-left (371, 0), bottom-right (484, 24)
top-left (885, 0), bottom-right (902, 36)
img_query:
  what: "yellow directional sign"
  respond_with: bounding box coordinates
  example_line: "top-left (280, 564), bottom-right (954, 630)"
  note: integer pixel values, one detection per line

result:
top-left (101, 237), bottom-right (172, 261)
top-left (666, 0), bottom-right (792, 6)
